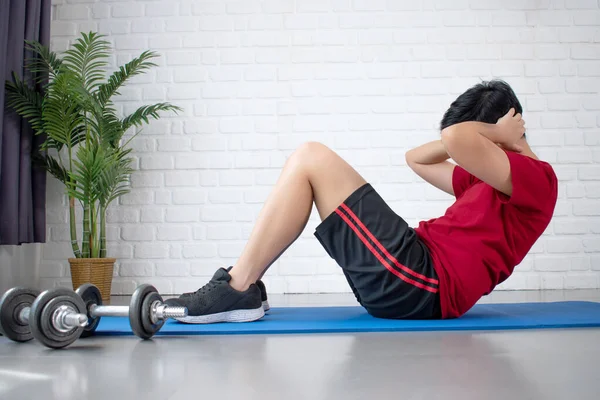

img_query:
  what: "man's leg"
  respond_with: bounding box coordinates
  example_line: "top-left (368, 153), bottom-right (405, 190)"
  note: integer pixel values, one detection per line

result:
top-left (167, 142), bottom-right (368, 323)
top-left (229, 142), bottom-right (367, 291)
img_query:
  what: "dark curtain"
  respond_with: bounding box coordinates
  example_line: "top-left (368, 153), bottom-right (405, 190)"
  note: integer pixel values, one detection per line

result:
top-left (0, 0), bottom-right (51, 245)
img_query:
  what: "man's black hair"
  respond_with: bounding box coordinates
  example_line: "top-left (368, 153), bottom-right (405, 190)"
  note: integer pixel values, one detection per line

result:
top-left (440, 80), bottom-right (524, 137)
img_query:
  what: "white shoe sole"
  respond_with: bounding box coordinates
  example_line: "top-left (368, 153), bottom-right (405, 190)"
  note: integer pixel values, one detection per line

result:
top-left (263, 300), bottom-right (270, 312)
top-left (174, 307), bottom-right (265, 324)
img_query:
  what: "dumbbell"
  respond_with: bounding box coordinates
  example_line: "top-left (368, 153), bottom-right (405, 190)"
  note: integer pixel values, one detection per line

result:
top-left (28, 283), bottom-right (187, 349)
top-left (0, 287), bottom-right (42, 343)
top-left (76, 283), bottom-right (187, 340)
top-left (28, 287), bottom-right (90, 349)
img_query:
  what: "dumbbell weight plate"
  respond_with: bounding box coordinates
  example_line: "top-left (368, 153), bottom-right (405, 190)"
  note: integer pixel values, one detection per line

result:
top-left (141, 292), bottom-right (165, 338)
top-left (75, 284), bottom-right (102, 338)
top-left (0, 287), bottom-right (40, 342)
top-left (129, 284), bottom-right (164, 340)
top-left (29, 288), bottom-right (87, 349)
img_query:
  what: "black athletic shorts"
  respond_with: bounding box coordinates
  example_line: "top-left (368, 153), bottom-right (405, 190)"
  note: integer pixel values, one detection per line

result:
top-left (314, 183), bottom-right (441, 320)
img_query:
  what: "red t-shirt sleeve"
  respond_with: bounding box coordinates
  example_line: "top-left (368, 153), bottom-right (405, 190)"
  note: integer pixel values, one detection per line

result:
top-left (503, 151), bottom-right (558, 212)
top-left (452, 165), bottom-right (479, 198)
top-left (452, 152), bottom-right (557, 210)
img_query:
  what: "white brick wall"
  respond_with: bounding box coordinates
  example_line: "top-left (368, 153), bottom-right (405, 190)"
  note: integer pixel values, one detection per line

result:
top-left (42, 0), bottom-right (600, 294)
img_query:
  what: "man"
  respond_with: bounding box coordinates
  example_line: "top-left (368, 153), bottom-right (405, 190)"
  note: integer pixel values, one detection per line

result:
top-left (167, 80), bottom-right (558, 322)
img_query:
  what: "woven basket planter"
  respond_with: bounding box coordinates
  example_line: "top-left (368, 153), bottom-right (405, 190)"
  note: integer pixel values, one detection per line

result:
top-left (68, 258), bottom-right (116, 305)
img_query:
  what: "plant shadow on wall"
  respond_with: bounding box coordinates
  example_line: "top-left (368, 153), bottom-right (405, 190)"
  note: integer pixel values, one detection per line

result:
top-left (5, 32), bottom-right (181, 303)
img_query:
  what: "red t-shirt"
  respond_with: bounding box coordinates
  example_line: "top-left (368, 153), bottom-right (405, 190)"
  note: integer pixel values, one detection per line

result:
top-left (414, 151), bottom-right (558, 319)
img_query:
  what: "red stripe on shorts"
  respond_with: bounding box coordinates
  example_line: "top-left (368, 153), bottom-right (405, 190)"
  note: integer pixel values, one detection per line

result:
top-left (339, 203), bottom-right (439, 286)
top-left (335, 209), bottom-right (438, 294)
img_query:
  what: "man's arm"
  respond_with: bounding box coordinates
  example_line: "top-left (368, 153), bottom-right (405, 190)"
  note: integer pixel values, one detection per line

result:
top-left (440, 109), bottom-right (525, 197)
top-left (405, 140), bottom-right (456, 196)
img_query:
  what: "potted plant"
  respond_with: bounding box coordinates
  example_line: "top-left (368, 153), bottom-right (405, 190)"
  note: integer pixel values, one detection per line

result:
top-left (5, 32), bottom-right (180, 303)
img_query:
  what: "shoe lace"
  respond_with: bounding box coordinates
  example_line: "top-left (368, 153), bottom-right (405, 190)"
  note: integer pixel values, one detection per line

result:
top-left (190, 280), bottom-right (219, 296)
top-left (181, 273), bottom-right (226, 298)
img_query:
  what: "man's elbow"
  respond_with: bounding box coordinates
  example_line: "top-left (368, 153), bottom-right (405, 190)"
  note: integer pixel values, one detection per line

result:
top-left (405, 150), bottom-right (415, 166)
top-left (440, 126), bottom-right (458, 155)
top-left (405, 151), bottom-right (423, 171)
top-left (441, 125), bottom-right (476, 158)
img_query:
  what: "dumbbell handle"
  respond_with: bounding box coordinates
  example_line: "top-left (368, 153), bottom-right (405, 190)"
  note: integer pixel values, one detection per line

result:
top-left (45, 301), bottom-right (188, 333)
top-left (17, 305), bottom-right (87, 331)
top-left (89, 304), bottom-right (129, 318)
top-left (18, 307), bottom-right (30, 325)
top-left (88, 302), bottom-right (187, 320)
top-left (150, 302), bottom-right (188, 322)
top-left (53, 305), bottom-right (88, 332)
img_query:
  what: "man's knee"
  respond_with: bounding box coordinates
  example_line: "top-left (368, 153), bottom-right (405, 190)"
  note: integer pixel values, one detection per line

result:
top-left (288, 142), bottom-right (334, 170)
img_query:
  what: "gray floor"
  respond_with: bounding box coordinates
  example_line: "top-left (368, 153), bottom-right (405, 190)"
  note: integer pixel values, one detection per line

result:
top-left (1, 290), bottom-right (600, 400)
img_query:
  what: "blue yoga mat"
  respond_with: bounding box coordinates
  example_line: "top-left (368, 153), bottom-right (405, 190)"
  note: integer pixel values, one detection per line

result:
top-left (94, 301), bottom-right (600, 336)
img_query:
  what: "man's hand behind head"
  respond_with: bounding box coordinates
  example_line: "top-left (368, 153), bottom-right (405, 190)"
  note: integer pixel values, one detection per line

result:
top-left (495, 108), bottom-right (526, 150)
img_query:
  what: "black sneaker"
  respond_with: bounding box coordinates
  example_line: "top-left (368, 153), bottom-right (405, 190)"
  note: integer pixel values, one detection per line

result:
top-left (256, 279), bottom-right (270, 312)
top-left (225, 266), bottom-right (270, 312)
top-left (165, 268), bottom-right (264, 324)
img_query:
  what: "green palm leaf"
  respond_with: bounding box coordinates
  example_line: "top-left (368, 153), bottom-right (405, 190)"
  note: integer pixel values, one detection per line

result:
top-left (70, 83), bottom-right (103, 115)
top-left (99, 148), bottom-right (134, 206)
top-left (24, 41), bottom-right (63, 83)
top-left (96, 50), bottom-right (158, 106)
top-left (42, 72), bottom-right (85, 149)
top-left (4, 72), bottom-right (44, 134)
top-left (61, 32), bottom-right (110, 94)
top-left (122, 102), bottom-right (182, 131)
top-left (66, 142), bottom-right (107, 203)
top-left (32, 153), bottom-right (69, 184)
top-left (100, 111), bottom-right (126, 147)
top-left (68, 82), bottom-right (127, 147)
